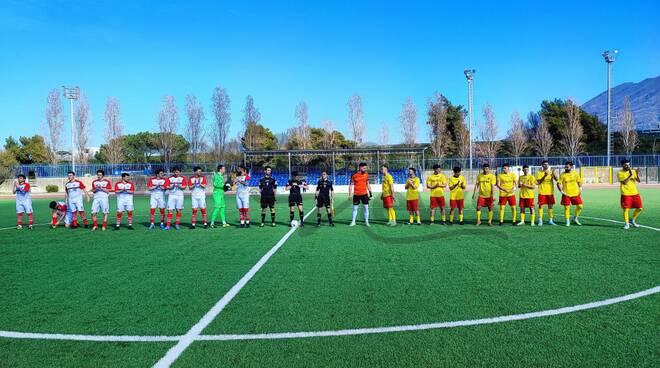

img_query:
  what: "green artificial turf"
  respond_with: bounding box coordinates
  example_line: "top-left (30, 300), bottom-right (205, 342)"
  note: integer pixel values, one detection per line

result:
top-left (0, 188), bottom-right (658, 367)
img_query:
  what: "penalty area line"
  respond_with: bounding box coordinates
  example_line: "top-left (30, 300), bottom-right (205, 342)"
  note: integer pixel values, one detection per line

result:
top-left (152, 207), bottom-right (317, 368)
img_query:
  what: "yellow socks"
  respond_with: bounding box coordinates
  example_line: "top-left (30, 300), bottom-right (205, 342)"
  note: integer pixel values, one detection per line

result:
top-left (430, 215), bottom-right (435, 223)
top-left (623, 208), bottom-right (630, 223)
top-left (548, 208), bottom-right (554, 220)
top-left (512, 207), bottom-right (517, 223)
top-left (538, 207), bottom-right (544, 221)
top-left (476, 211), bottom-right (482, 222)
top-left (632, 208), bottom-right (642, 220)
top-left (409, 215), bottom-right (414, 223)
top-left (564, 206), bottom-right (570, 219)
top-left (520, 213), bottom-right (525, 223)
top-left (449, 213), bottom-right (454, 222)
top-left (575, 204), bottom-right (583, 217)
top-left (441, 214), bottom-right (446, 222)
top-left (531, 214), bottom-right (536, 224)
top-left (488, 211), bottom-right (493, 223)
top-left (459, 213), bottom-right (463, 222)
top-left (416, 214), bottom-right (421, 223)
top-left (499, 206), bottom-right (505, 222)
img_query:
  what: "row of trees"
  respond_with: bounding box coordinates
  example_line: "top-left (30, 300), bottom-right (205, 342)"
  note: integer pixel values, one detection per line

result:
top-left (25, 87), bottom-right (650, 169)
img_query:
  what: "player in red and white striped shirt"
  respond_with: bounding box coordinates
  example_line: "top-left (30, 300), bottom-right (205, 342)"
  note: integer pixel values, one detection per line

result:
top-left (189, 166), bottom-right (209, 229)
top-left (90, 170), bottom-right (113, 231)
top-left (147, 169), bottom-right (170, 229)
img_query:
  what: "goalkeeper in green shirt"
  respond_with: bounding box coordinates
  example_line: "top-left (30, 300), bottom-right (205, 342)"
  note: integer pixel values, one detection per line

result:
top-left (210, 165), bottom-right (230, 227)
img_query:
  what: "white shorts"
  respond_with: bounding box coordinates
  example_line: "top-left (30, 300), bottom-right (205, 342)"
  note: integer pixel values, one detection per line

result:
top-left (64, 210), bottom-right (73, 225)
top-left (168, 194), bottom-right (184, 210)
top-left (150, 194), bottom-right (166, 209)
top-left (236, 194), bottom-right (250, 209)
top-left (68, 198), bottom-right (84, 212)
top-left (92, 198), bottom-right (110, 214)
top-left (16, 201), bottom-right (33, 214)
top-left (117, 198), bottom-right (134, 212)
top-left (191, 196), bottom-right (206, 209)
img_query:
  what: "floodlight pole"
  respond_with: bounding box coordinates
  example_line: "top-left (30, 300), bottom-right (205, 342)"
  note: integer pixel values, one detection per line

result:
top-left (464, 69), bottom-right (476, 170)
top-left (602, 50), bottom-right (617, 167)
top-left (63, 86), bottom-right (80, 173)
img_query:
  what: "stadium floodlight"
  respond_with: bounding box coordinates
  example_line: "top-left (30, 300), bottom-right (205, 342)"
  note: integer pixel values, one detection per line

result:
top-left (602, 50), bottom-right (618, 167)
top-left (464, 69), bottom-right (476, 170)
top-left (62, 86), bottom-right (80, 173)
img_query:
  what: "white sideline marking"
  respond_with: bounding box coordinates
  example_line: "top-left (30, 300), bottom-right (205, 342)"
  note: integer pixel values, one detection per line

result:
top-left (198, 285), bottom-right (660, 341)
top-left (0, 286), bottom-right (657, 343)
top-left (583, 216), bottom-right (660, 232)
top-left (152, 207), bottom-right (317, 368)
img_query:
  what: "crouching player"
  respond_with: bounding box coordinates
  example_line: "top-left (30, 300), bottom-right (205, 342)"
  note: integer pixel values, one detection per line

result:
top-left (557, 161), bottom-right (584, 226)
top-left (448, 167), bottom-right (466, 225)
top-left (517, 165), bottom-right (536, 226)
top-left (189, 166), bottom-right (209, 229)
top-left (148, 169), bottom-right (169, 229)
top-left (14, 174), bottom-right (33, 229)
top-left (286, 171), bottom-right (307, 227)
top-left (315, 170), bottom-right (334, 226)
top-left (618, 159), bottom-right (643, 229)
top-left (64, 171), bottom-right (90, 228)
top-left (49, 201), bottom-right (72, 228)
top-left (91, 170), bottom-right (112, 231)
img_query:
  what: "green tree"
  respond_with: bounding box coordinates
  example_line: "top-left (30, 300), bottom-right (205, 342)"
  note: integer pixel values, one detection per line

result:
top-left (539, 99), bottom-right (606, 155)
top-left (4, 135), bottom-right (50, 164)
top-left (241, 122), bottom-right (278, 151)
top-left (96, 131), bottom-right (190, 164)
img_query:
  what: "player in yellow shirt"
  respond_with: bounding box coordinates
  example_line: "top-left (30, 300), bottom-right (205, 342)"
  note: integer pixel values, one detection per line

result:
top-left (405, 167), bottom-right (421, 225)
top-left (557, 161), bottom-right (584, 226)
top-left (380, 164), bottom-right (397, 226)
top-left (496, 163), bottom-right (518, 226)
top-left (426, 164), bottom-right (447, 225)
top-left (535, 160), bottom-right (558, 226)
top-left (617, 159), bottom-right (643, 229)
top-left (448, 166), bottom-right (466, 225)
top-left (472, 163), bottom-right (496, 226)
top-left (517, 165), bottom-right (536, 226)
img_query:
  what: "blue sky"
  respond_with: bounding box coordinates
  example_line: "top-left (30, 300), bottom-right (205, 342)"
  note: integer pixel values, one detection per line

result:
top-left (1, 0), bottom-right (658, 149)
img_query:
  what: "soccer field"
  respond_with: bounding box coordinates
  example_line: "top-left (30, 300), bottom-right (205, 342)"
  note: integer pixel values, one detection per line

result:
top-left (0, 188), bottom-right (658, 367)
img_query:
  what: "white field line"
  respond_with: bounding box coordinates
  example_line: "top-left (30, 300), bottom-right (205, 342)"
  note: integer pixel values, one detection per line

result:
top-left (582, 216), bottom-right (660, 232)
top-left (0, 285), bottom-right (657, 343)
top-left (152, 207), bottom-right (317, 368)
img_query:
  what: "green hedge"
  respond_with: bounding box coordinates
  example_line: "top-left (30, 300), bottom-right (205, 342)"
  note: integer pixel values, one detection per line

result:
top-left (45, 185), bottom-right (59, 193)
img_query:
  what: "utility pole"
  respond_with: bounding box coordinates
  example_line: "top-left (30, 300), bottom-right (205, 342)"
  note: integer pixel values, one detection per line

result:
top-left (464, 69), bottom-right (476, 170)
top-left (63, 86), bottom-right (80, 173)
top-left (602, 50), bottom-right (618, 167)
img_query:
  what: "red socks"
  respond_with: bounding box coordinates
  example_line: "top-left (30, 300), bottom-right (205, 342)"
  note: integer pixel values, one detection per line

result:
top-left (150, 208), bottom-right (156, 223)
top-left (201, 208), bottom-right (207, 223)
top-left (79, 211), bottom-right (88, 225)
top-left (175, 211), bottom-right (181, 225)
top-left (17, 214), bottom-right (22, 226)
top-left (192, 208), bottom-right (198, 225)
top-left (93, 217), bottom-right (98, 227)
top-left (160, 208), bottom-right (165, 222)
top-left (167, 212), bottom-right (173, 227)
top-left (116, 212), bottom-right (123, 225)
top-left (127, 211), bottom-right (133, 224)
top-left (28, 213), bottom-right (33, 225)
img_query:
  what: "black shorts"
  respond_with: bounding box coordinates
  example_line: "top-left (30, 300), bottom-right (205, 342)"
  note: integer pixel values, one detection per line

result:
top-left (288, 195), bottom-right (303, 207)
top-left (316, 196), bottom-right (331, 208)
top-left (260, 196), bottom-right (275, 209)
top-left (353, 194), bottom-right (370, 205)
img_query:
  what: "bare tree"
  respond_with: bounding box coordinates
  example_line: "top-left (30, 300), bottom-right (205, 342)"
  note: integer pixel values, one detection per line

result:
top-left (478, 104), bottom-right (500, 163)
top-left (44, 89), bottom-right (64, 163)
top-left (426, 93), bottom-right (448, 158)
top-left (506, 111), bottom-right (528, 163)
top-left (531, 115), bottom-right (553, 159)
top-left (618, 96), bottom-right (638, 156)
top-left (379, 121), bottom-right (389, 147)
top-left (560, 98), bottom-right (584, 159)
top-left (185, 94), bottom-right (206, 163)
top-left (158, 95), bottom-right (179, 169)
top-left (241, 95), bottom-right (262, 150)
top-left (454, 112), bottom-right (471, 165)
top-left (74, 93), bottom-right (92, 164)
top-left (211, 86), bottom-right (231, 160)
top-left (294, 101), bottom-right (311, 150)
top-left (321, 119), bottom-right (337, 149)
top-left (400, 97), bottom-right (418, 146)
top-left (104, 97), bottom-right (124, 165)
top-left (347, 94), bottom-right (365, 145)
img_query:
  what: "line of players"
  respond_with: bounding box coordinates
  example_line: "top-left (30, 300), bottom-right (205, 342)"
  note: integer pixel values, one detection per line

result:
top-left (12, 159), bottom-right (643, 230)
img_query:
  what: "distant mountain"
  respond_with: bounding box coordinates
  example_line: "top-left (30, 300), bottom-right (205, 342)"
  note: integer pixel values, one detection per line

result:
top-left (581, 75), bottom-right (660, 132)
